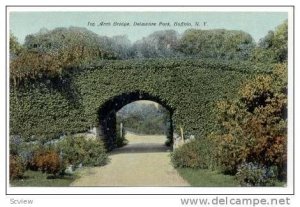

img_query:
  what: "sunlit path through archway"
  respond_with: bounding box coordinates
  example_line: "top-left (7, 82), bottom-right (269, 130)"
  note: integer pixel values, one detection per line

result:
top-left (70, 132), bottom-right (189, 186)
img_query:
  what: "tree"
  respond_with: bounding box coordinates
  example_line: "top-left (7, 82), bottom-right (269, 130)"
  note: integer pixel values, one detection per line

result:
top-left (212, 63), bottom-right (287, 180)
top-left (251, 20), bottom-right (288, 63)
top-left (10, 27), bottom-right (125, 83)
top-left (9, 33), bottom-right (23, 60)
top-left (177, 29), bottom-right (255, 60)
top-left (116, 102), bottom-right (169, 134)
top-left (23, 27), bottom-right (118, 60)
top-left (131, 30), bottom-right (180, 58)
top-left (111, 35), bottom-right (133, 59)
top-left (272, 20), bottom-right (288, 62)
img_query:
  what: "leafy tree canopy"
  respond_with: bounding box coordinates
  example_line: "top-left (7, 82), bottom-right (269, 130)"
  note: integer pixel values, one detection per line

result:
top-left (251, 20), bottom-right (288, 63)
top-left (131, 30), bottom-right (180, 58)
top-left (177, 29), bottom-right (255, 60)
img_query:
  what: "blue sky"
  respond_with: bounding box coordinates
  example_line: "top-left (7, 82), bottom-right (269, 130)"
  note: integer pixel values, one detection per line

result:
top-left (9, 12), bottom-right (287, 43)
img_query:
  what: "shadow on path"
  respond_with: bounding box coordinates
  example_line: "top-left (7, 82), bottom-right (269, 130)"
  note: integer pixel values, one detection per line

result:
top-left (111, 143), bottom-right (171, 154)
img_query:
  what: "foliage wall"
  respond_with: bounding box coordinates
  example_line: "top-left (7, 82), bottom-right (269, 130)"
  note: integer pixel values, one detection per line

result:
top-left (10, 58), bottom-right (271, 144)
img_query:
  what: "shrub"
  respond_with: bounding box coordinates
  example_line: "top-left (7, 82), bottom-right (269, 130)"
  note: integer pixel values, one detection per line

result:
top-left (212, 63), bottom-right (287, 178)
top-left (31, 149), bottom-right (63, 176)
top-left (235, 162), bottom-right (277, 186)
top-left (9, 155), bottom-right (25, 180)
top-left (57, 136), bottom-right (108, 167)
top-left (10, 136), bottom-right (45, 170)
top-left (9, 136), bottom-right (22, 155)
top-left (17, 143), bottom-right (44, 170)
top-left (115, 122), bottom-right (128, 147)
top-left (171, 139), bottom-right (211, 169)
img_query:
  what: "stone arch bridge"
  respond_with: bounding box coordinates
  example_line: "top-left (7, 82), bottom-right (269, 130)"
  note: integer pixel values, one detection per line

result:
top-left (10, 58), bottom-right (267, 149)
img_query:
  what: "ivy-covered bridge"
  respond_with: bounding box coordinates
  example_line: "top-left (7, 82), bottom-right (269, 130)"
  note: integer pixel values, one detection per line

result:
top-left (10, 58), bottom-right (270, 149)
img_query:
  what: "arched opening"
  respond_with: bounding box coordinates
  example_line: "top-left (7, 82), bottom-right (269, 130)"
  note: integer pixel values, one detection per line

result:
top-left (97, 91), bottom-right (174, 150)
top-left (115, 100), bottom-right (170, 152)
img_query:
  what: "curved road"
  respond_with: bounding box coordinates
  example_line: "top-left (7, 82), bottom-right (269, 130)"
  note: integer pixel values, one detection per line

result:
top-left (70, 132), bottom-right (189, 186)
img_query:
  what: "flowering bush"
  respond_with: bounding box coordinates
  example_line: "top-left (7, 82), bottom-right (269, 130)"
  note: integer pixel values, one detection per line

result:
top-left (212, 63), bottom-right (287, 180)
top-left (236, 162), bottom-right (277, 186)
top-left (31, 149), bottom-right (63, 176)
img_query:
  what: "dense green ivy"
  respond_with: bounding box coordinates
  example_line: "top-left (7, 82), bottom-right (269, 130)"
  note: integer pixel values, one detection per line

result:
top-left (10, 58), bottom-right (271, 144)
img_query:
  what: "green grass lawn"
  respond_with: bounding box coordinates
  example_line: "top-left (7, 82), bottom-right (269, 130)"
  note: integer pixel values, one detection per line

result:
top-left (177, 168), bottom-right (239, 187)
top-left (177, 168), bottom-right (286, 187)
top-left (10, 170), bottom-right (76, 187)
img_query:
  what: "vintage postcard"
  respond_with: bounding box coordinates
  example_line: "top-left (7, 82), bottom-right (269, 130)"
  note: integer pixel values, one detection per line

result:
top-left (6, 6), bottom-right (294, 196)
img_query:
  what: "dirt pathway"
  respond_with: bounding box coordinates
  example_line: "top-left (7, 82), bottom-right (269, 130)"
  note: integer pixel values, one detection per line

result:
top-left (70, 132), bottom-right (189, 186)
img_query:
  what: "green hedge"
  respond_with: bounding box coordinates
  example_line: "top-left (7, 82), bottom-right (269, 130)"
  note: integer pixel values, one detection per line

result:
top-left (171, 139), bottom-right (212, 169)
top-left (10, 58), bottom-right (271, 146)
top-left (56, 136), bottom-right (108, 167)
